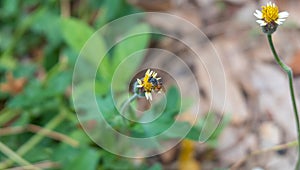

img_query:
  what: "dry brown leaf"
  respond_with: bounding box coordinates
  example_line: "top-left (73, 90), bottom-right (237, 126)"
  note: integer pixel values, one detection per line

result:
top-left (0, 72), bottom-right (27, 95)
top-left (128, 0), bottom-right (172, 11)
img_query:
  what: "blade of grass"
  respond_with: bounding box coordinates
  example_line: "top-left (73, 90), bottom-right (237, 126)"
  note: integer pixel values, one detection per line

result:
top-left (6, 161), bottom-right (60, 170)
top-left (0, 109), bottom-right (20, 127)
top-left (0, 124), bottom-right (79, 147)
top-left (0, 142), bottom-right (40, 170)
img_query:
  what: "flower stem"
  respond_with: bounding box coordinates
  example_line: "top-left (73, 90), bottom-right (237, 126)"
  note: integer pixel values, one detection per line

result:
top-left (119, 94), bottom-right (139, 129)
top-left (267, 34), bottom-right (300, 169)
top-left (120, 93), bottom-right (138, 119)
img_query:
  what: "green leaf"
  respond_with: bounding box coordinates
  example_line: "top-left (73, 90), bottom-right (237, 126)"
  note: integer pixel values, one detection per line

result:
top-left (13, 63), bottom-right (37, 78)
top-left (205, 114), bottom-right (230, 148)
top-left (97, 95), bottom-right (117, 120)
top-left (165, 86), bottom-right (180, 112)
top-left (94, 22), bottom-right (151, 98)
top-left (32, 8), bottom-right (64, 70)
top-left (53, 144), bottom-right (100, 170)
top-left (95, 0), bottom-right (140, 27)
top-left (135, 87), bottom-right (181, 137)
top-left (0, 0), bottom-right (19, 18)
top-left (62, 48), bottom-right (78, 67)
top-left (61, 18), bottom-right (94, 52)
top-left (184, 113), bottom-right (230, 146)
top-left (7, 79), bottom-right (60, 115)
top-left (65, 148), bottom-right (100, 170)
top-left (12, 112), bottom-right (30, 126)
top-left (46, 69), bottom-right (72, 95)
top-left (111, 24), bottom-right (150, 90)
top-left (147, 163), bottom-right (163, 170)
top-left (31, 8), bottom-right (62, 46)
top-left (61, 18), bottom-right (107, 88)
top-left (97, 24), bottom-right (150, 95)
top-left (161, 121), bottom-right (192, 139)
top-left (69, 130), bottom-right (92, 145)
top-left (113, 24), bottom-right (150, 65)
top-left (185, 125), bottom-right (201, 141)
top-left (99, 150), bottom-right (136, 170)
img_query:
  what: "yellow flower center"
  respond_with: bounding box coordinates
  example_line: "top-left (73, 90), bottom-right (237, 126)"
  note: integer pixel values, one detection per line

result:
top-left (142, 73), bottom-right (153, 92)
top-left (262, 5), bottom-right (279, 23)
top-left (143, 82), bottom-right (153, 92)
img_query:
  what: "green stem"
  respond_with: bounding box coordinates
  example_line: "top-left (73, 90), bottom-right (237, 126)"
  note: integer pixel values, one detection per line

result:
top-left (120, 93), bottom-right (138, 121)
top-left (120, 93), bottom-right (138, 126)
top-left (267, 34), bottom-right (300, 169)
top-left (0, 109), bottom-right (20, 127)
top-left (0, 142), bottom-right (40, 170)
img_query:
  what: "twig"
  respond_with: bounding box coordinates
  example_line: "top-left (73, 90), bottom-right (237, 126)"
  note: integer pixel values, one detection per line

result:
top-left (60, 0), bottom-right (70, 18)
top-left (231, 140), bottom-right (298, 169)
top-left (0, 126), bottom-right (24, 135)
top-left (0, 142), bottom-right (40, 170)
top-left (0, 124), bottom-right (79, 147)
top-left (0, 107), bottom-right (69, 169)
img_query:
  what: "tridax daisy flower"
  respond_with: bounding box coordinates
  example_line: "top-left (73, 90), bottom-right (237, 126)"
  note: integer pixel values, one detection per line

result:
top-left (254, 2), bottom-right (289, 34)
top-left (136, 69), bottom-right (162, 100)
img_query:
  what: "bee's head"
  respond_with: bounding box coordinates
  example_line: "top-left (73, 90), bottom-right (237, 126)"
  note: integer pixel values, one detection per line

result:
top-left (148, 76), bottom-right (158, 86)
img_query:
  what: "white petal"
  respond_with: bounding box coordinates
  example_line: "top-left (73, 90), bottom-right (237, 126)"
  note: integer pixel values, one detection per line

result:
top-left (148, 93), bottom-right (152, 100)
top-left (256, 20), bottom-right (264, 24)
top-left (146, 69), bottom-right (150, 76)
top-left (136, 85), bottom-right (143, 87)
top-left (145, 92), bottom-right (149, 100)
top-left (275, 20), bottom-right (283, 25)
top-left (137, 79), bottom-right (142, 85)
top-left (152, 72), bottom-right (157, 78)
top-left (254, 10), bottom-right (263, 19)
top-left (260, 22), bottom-right (267, 26)
top-left (256, 10), bottom-right (262, 15)
top-left (275, 18), bottom-right (286, 25)
top-left (278, 11), bottom-right (289, 19)
top-left (277, 18), bottom-right (286, 22)
top-left (256, 20), bottom-right (267, 26)
top-left (145, 92), bottom-right (152, 100)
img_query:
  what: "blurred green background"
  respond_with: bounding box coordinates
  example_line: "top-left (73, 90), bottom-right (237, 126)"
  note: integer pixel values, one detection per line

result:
top-left (0, 0), bottom-right (154, 169)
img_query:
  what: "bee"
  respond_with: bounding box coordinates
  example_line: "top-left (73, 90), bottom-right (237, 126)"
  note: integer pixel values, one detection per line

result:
top-left (148, 76), bottom-right (163, 92)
